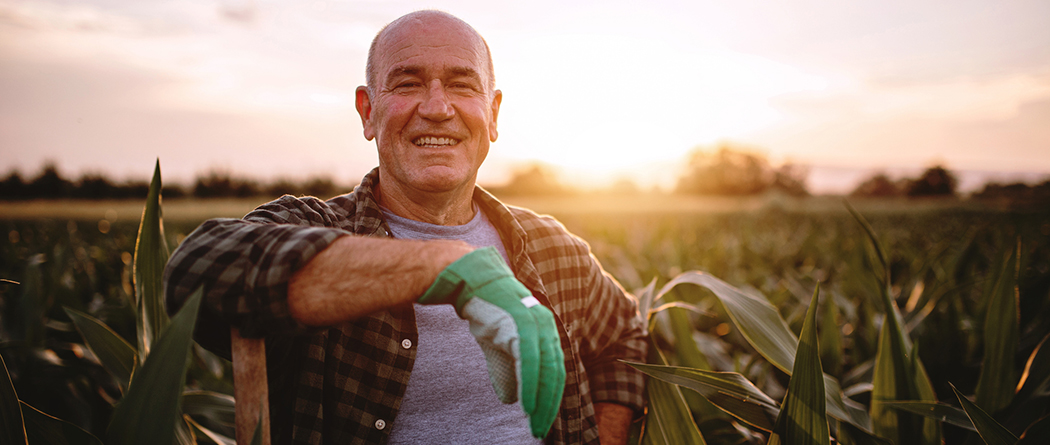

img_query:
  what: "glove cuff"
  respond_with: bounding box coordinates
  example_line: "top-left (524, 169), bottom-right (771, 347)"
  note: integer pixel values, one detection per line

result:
top-left (417, 246), bottom-right (514, 312)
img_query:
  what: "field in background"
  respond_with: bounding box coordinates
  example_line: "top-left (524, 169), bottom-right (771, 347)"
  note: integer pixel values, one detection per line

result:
top-left (2, 194), bottom-right (1048, 443)
top-left (0, 192), bottom-right (999, 221)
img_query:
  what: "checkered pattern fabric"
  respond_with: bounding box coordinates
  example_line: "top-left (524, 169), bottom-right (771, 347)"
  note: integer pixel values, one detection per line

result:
top-left (164, 168), bottom-right (648, 444)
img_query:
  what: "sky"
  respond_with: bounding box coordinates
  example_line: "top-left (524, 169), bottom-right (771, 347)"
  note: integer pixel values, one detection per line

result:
top-left (1, 0), bottom-right (1048, 193)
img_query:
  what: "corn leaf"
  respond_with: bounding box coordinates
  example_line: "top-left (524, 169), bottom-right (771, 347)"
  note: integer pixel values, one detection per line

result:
top-left (174, 415), bottom-right (195, 445)
top-left (20, 257), bottom-right (45, 347)
top-left (640, 341), bottom-right (707, 444)
top-left (912, 342), bottom-right (941, 439)
top-left (636, 278), bottom-right (659, 332)
top-left (627, 361), bottom-right (779, 432)
top-left (951, 384), bottom-right (1018, 445)
top-left (850, 204), bottom-right (940, 445)
top-left (106, 287), bottom-right (203, 445)
top-left (184, 414), bottom-right (235, 445)
top-left (843, 202), bottom-right (889, 283)
top-left (975, 243), bottom-right (1020, 413)
top-left (182, 390), bottom-right (236, 429)
top-left (659, 272), bottom-right (797, 373)
top-left (655, 272), bottom-right (873, 433)
top-left (133, 159), bottom-right (171, 360)
top-left (870, 317), bottom-right (941, 444)
top-left (1006, 333), bottom-right (1050, 434)
top-left (1016, 333), bottom-right (1050, 400)
top-left (667, 306), bottom-right (725, 420)
top-left (21, 401), bottom-right (104, 445)
top-left (820, 292), bottom-right (843, 377)
top-left (771, 287), bottom-right (830, 445)
top-left (836, 421), bottom-right (895, 445)
top-left (1016, 414), bottom-right (1050, 445)
top-left (643, 372), bottom-right (707, 445)
top-left (64, 307), bottom-right (137, 393)
top-left (881, 401), bottom-right (975, 431)
top-left (0, 353), bottom-right (27, 445)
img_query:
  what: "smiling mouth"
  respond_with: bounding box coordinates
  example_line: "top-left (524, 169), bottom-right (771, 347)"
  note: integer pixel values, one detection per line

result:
top-left (413, 136), bottom-right (459, 147)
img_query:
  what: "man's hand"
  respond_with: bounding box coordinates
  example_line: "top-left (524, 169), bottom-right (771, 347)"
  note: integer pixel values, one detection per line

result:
top-left (418, 246), bottom-right (566, 438)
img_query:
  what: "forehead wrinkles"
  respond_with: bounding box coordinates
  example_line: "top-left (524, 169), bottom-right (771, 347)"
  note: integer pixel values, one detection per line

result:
top-left (373, 16), bottom-right (491, 87)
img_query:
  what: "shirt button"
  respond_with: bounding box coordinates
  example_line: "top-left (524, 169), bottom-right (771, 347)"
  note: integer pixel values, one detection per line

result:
top-left (375, 419), bottom-right (386, 430)
top-left (401, 339), bottom-right (412, 349)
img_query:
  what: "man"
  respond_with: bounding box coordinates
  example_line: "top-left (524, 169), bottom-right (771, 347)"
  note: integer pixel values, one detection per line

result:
top-left (165, 10), bottom-right (646, 445)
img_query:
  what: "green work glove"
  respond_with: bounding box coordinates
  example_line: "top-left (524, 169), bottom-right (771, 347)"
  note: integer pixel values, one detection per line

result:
top-left (418, 246), bottom-right (566, 438)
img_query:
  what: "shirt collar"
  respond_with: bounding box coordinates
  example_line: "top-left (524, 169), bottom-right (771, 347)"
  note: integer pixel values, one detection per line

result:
top-left (351, 167), bottom-right (546, 297)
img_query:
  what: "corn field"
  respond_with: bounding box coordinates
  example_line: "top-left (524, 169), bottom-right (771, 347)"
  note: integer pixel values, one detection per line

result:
top-left (1, 162), bottom-right (1048, 444)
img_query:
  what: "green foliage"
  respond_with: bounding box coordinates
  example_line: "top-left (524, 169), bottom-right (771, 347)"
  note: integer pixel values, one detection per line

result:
top-left (0, 160), bottom-right (235, 444)
top-left (64, 307), bottom-right (137, 393)
top-left (770, 288), bottom-right (830, 445)
top-left (639, 352), bottom-right (709, 445)
top-left (22, 401), bottom-right (104, 445)
top-left (3, 162), bottom-right (1050, 444)
top-left (848, 202), bottom-right (941, 444)
top-left (106, 288), bottom-right (202, 445)
top-left (628, 362), bottom-right (780, 432)
top-left (952, 384), bottom-right (1018, 445)
top-left (974, 242), bottom-right (1020, 413)
top-left (634, 279), bottom-right (708, 444)
top-left (134, 160), bottom-right (171, 359)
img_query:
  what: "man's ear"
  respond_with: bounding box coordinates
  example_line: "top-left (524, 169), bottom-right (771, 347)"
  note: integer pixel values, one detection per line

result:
top-left (489, 89), bottom-right (502, 142)
top-left (355, 86), bottom-right (375, 141)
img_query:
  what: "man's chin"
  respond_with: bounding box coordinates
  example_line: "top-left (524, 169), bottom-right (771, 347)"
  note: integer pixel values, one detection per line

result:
top-left (410, 169), bottom-right (475, 193)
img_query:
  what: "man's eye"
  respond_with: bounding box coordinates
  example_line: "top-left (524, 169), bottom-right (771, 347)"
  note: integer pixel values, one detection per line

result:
top-left (450, 83), bottom-right (478, 92)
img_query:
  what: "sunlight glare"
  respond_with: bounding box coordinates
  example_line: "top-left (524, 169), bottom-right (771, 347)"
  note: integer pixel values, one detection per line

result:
top-left (491, 30), bottom-right (827, 187)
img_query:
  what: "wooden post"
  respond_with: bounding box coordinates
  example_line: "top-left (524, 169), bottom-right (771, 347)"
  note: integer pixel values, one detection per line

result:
top-left (231, 327), bottom-right (271, 445)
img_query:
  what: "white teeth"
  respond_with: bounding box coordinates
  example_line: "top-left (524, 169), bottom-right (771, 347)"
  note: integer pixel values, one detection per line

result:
top-left (413, 136), bottom-right (457, 146)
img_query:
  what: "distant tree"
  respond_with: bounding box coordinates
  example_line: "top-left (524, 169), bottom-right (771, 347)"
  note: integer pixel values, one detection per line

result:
top-left (771, 163), bottom-right (810, 197)
top-left (0, 171), bottom-right (27, 200)
top-left (495, 164), bottom-right (569, 196)
top-left (675, 144), bottom-right (807, 196)
top-left (905, 165), bottom-right (957, 197)
top-left (161, 183), bottom-right (186, 199)
top-left (850, 173), bottom-right (903, 198)
top-left (265, 178), bottom-right (300, 198)
top-left (73, 173), bottom-right (117, 199)
top-left (193, 170), bottom-right (259, 198)
top-left (972, 179), bottom-right (1050, 206)
top-left (28, 162), bottom-right (74, 199)
top-left (302, 177), bottom-right (338, 198)
top-left (121, 181), bottom-right (150, 200)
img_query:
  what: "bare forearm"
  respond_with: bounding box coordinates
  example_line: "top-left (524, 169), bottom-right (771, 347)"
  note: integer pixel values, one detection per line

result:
top-left (595, 402), bottom-right (633, 445)
top-left (288, 235), bottom-right (473, 326)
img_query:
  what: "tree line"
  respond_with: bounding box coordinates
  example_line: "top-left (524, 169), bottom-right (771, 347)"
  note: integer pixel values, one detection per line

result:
top-left (3, 149), bottom-right (1049, 205)
top-left (0, 163), bottom-right (344, 201)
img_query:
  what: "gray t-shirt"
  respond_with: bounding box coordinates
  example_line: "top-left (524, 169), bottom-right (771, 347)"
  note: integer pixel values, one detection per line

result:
top-left (381, 206), bottom-right (543, 445)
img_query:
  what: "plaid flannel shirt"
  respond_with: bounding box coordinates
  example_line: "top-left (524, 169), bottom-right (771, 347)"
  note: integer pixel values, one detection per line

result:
top-left (164, 168), bottom-right (648, 444)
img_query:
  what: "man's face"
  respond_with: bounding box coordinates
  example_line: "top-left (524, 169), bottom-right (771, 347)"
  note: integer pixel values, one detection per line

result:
top-left (356, 16), bottom-right (501, 196)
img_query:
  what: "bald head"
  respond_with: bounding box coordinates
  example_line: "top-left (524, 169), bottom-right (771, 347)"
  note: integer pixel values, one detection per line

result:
top-left (365, 10), bottom-right (495, 97)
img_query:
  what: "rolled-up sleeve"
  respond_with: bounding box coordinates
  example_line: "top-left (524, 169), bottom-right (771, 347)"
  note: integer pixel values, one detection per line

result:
top-left (575, 251), bottom-right (648, 412)
top-left (163, 195), bottom-right (351, 355)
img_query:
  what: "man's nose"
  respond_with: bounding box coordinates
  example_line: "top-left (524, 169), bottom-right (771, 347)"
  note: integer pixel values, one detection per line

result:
top-left (418, 81), bottom-right (454, 121)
